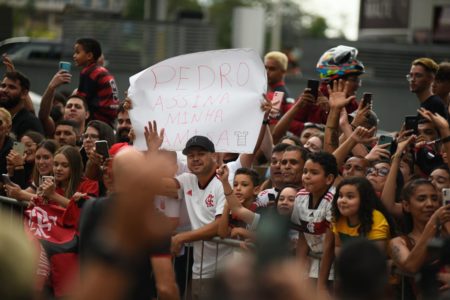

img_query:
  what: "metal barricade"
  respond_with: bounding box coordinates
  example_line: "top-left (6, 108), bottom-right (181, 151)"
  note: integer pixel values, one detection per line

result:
top-left (169, 237), bottom-right (248, 300)
top-left (0, 195), bottom-right (27, 224)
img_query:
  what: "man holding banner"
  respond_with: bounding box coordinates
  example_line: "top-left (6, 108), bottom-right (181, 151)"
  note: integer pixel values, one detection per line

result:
top-left (127, 49), bottom-right (268, 299)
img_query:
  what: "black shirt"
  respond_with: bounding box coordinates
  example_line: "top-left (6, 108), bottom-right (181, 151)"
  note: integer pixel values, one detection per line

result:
top-left (420, 95), bottom-right (448, 120)
top-left (79, 196), bottom-right (171, 300)
top-left (12, 108), bottom-right (44, 139)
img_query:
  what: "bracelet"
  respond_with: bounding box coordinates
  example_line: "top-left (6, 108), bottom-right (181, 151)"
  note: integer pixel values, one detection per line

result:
top-left (224, 190), bottom-right (233, 196)
top-left (442, 136), bottom-right (450, 144)
top-left (262, 119), bottom-right (269, 125)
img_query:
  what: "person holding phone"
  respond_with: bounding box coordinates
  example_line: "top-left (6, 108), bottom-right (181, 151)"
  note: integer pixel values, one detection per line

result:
top-left (38, 69), bottom-right (72, 137)
top-left (0, 108), bottom-right (13, 187)
top-left (82, 120), bottom-right (115, 155)
top-left (34, 145), bottom-right (98, 207)
top-left (82, 120), bottom-right (115, 165)
top-left (21, 145), bottom-right (98, 298)
top-left (264, 52), bottom-right (293, 123)
top-left (389, 179), bottom-right (450, 299)
top-left (82, 120), bottom-right (115, 192)
top-left (6, 131), bottom-right (44, 189)
top-left (274, 46), bottom-right (365, 140)
top-left (4, 140), bottom-right (58, 202)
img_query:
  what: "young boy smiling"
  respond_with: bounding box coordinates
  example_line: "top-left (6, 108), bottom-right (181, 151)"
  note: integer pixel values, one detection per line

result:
top-left (217, 167), bottom-right (260, 239)
top-left (291, 151), bottom-right (337, 286)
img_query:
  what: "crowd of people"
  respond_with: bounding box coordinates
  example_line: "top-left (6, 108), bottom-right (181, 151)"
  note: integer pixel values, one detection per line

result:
top-left (0, 38), bottom-right (450, 300)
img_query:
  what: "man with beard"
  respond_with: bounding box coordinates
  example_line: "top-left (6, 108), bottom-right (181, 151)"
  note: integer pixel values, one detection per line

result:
top-left (408, 58), bottom-right (448, 119)
top-left (115, 102), bottom-right (132, 143)
top-left (0, 71), bottom-right (43, 138)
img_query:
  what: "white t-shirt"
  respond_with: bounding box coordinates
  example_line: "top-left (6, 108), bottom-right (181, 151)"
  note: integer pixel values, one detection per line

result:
top-left (256, 187), bottom-right (279, 207)
top-left (176, 172), bottom-right (233, 279)
top-left (291, 186), bottom-right (335, 279)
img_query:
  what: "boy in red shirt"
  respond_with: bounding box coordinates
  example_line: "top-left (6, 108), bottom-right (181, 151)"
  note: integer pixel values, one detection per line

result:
top-left (73, 38), bottom-right (119, 127)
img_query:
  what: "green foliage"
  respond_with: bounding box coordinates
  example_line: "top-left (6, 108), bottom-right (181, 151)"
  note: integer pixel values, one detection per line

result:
top-left (207, 0), bottom-right (328, 49)
top-left (307, 16), bottom-right (327, 38)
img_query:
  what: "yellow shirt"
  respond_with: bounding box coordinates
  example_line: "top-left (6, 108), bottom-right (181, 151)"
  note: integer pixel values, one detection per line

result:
top-left (332, 209), bottom-right (390, 244)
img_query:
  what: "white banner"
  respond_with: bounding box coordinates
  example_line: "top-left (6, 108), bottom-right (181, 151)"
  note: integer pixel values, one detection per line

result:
top-left (128, 48), bottom-right (267, 153)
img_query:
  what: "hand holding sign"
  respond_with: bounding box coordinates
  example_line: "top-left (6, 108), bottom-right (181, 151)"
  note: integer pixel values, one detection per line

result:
top-left (128, 49), bottom-right (267, 153)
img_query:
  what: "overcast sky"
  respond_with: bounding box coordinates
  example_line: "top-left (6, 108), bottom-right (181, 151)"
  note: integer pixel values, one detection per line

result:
top-left (295, 0), bottom-right (360, 40)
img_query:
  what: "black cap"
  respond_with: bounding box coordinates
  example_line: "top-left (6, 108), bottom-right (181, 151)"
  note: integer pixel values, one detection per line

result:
top-left (182, 135), bottom-right (215, 155)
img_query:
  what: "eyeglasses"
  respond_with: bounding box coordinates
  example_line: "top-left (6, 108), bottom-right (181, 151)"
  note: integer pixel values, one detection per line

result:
top-left (82, 133), bottom-right (99, 140)
top-left (406, 73), bottom-right (425, 82)
top-left (366, 167), bottom-right (390, 177)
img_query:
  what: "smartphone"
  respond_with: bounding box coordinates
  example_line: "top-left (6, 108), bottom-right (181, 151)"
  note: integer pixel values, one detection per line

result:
top-left (2, 174), bottom-right (12, 185)
top-left (269, 91), bottom-right (284, 118)
top-left (443, 188), bottom-right (450, 206)
top-left (307, 79), bottom-right (320, 100)
top-left (378, 135), bottom-right (394, 145)
top-left (95, 140), bottom-right (110, 158)
top-left (404, 116), bottom-right (419, 135)
top-left (42, 175), bottom-right (54, 183)
top-left (59, 61), bottom-right (72, 73)
top-left (362, 92), bottom-right (372, 108)
top-left (389, 139), bottom-right (398, 156)
top-left (13, 141), bottom-right (25, 156)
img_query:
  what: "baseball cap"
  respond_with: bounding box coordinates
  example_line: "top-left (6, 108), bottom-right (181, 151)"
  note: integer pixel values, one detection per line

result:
top-left (182, 136), bottom-right (215, 155)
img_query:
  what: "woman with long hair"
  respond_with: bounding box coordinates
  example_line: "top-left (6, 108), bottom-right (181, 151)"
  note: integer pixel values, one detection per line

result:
top-left (40, 145), bottom-right (98, 207)
top-left (4, 139), bottom-right (58, 202)
top-left (389, 179), bottom-right (450, 299)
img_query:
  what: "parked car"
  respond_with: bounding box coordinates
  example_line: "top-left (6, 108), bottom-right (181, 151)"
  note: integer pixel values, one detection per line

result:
top-left (0, 37), bottom-right (63, 61)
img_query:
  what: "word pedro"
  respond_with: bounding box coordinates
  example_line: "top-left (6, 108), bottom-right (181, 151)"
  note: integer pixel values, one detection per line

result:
top-left (149, 62), bottom-right (251, 91)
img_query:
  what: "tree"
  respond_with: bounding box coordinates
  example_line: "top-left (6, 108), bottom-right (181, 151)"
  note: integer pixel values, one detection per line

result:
top-left (305, 16), bottom-right (328, 39)
top-left (207, 0), bottom-right (328, 49)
